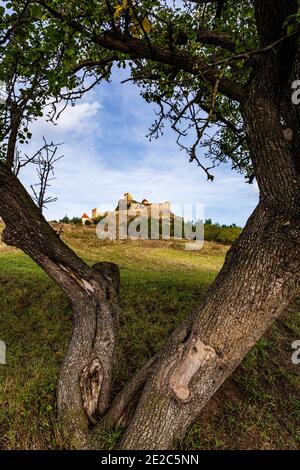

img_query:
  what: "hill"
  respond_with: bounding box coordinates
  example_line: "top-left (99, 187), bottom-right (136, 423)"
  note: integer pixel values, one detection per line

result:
top-left (0, 224), bottom-right (299, 449)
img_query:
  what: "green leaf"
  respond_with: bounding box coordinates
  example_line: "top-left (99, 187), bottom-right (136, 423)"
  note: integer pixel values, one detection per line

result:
top-left (29, 4), bottom-right (44, 19)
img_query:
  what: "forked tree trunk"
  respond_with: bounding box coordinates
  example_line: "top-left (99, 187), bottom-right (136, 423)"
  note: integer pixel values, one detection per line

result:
top-left (1, 142), bottom-right (299, 450)
top-left (1, 94), bottom-right (300, 449)
top-left (1, 16), bottom-right (300, 446)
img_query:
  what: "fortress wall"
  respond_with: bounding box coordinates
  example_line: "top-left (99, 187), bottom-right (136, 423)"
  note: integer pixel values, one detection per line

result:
top-left (92, 200), bottom-right (171, 220)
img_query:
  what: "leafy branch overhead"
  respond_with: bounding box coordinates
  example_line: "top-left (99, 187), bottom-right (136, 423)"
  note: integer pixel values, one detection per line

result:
top-left (1, 0), bottom-right (293, 183)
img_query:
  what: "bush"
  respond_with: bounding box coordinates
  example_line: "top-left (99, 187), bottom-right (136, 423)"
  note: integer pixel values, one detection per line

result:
top-left (59, 215), bottom-right (70, 224)
top-left (93, 215), bottom-right (106, 225)
top-left (59, 215), bottom-right (82, 225)
top-left (70, 217), bottom-right (82, 225)
top-left (204, 221), bottom-right (242, 244)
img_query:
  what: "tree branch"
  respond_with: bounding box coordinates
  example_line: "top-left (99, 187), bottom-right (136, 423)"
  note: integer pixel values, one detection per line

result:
top-left (71, 57), bottom-right (118, 74)
top-left (6, 103), bottom-right (22, 169)
top-left (196, 27), bottom-right (235, 51)
top-left (35, 1), bottom-right (246, 103)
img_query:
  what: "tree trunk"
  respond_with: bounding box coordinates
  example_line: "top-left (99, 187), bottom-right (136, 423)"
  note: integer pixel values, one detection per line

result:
top-left (2, 80), bottom-right (300, 448)
top-left (112, 82), bottom-right (300, 448)
top-left (0, 163), bottom-right (120, 448)
top-left (57, 260), bottom-right (120, 448)
top-left (117, 201), bottom-right (300, 449)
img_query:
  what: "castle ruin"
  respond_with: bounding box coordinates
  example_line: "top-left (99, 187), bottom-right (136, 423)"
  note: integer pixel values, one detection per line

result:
top-left (90, 193), bottom-right (171, 223)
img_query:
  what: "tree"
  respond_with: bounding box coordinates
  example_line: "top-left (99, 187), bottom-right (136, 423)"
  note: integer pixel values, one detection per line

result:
top-left (0, 0), bottom-right (300, 450)
top-left (13, 137), bottom-right (63, 212)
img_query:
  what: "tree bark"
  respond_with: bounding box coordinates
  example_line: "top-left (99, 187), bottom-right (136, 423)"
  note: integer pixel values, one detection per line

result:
top-left (117, 202), bottom-right (300, 448)
top-left (0, 163), bottom-right (120, 448)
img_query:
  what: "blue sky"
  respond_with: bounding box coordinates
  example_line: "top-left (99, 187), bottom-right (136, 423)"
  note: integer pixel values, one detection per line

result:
top-left (20, 67), bottom-right (258, 226)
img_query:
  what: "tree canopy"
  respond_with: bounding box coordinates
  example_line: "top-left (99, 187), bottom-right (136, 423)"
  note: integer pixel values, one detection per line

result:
top-left (3, 0), bottom-right (297, 182)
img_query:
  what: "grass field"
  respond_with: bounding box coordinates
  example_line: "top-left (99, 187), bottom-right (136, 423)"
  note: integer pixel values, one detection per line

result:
top-left (0, 223), bottom-right (300, 450)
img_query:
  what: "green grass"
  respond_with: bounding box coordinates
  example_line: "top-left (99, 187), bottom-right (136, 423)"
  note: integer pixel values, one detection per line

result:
top-left (0, 224), bottom-right (299, 449)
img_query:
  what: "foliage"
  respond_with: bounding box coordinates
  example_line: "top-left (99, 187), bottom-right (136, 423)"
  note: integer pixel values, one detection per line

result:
top-left (59, 213), bottom-right (242, 244)
top-left (59, 215), bottom-right (70, 224)
top-left (203, 220), bottom-right (242, 244)
top-left (59, 216), bottom-right (91, 224)
top-left (0, 0), bottom-right (261, 179)
top-left (93, 215), bottom-right (106, 224)
top-left (70, 217), bottom-right (82, 225)
top-left (0, 0), bottom-right (113, 161)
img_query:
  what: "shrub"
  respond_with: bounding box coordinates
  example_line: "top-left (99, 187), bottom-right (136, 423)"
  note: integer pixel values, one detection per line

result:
top-left (93, 215), bottom-right (106, 224)
top-left (204, 221), bottom-right (242, 244)
top-left (70, 217), bottom-right (82, 225)
top-left (59, 215), bottom-right (70, 224)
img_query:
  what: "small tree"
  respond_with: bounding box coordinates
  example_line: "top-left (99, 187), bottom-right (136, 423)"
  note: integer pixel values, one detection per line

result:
top-left (59, 215), bottom-right (70, 224)
top-left (70, 217), bottom-right (82, 225)
top-left (30, 140), bottom-right (63, 213)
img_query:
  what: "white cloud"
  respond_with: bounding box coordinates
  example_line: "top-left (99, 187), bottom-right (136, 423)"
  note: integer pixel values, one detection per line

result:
top-left (27, 100), bottom-right (102, 141)
top-left (18, 69), bottom-right (258, 227)
top-left (30, 136), bottom-right (257, 226)
top-left (52, 102), bottom-right (101, 134)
